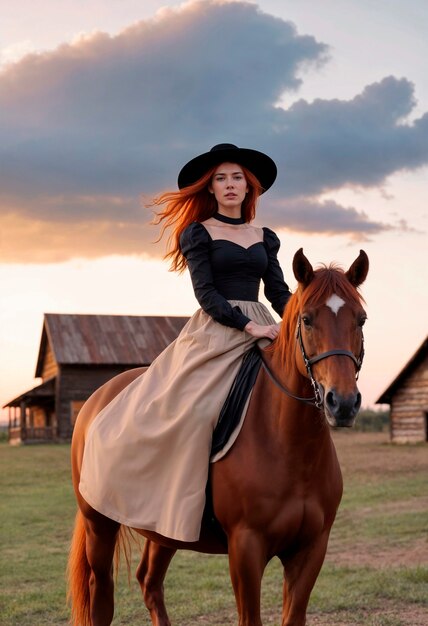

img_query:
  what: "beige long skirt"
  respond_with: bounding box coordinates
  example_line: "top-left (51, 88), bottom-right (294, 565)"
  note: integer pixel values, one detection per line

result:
top-left (79, 300), bottom-right (275, 541)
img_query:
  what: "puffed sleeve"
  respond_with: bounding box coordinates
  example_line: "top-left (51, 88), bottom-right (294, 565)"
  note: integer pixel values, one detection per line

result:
top-left (262, 227), bottom-right (292, 317)
top-left (180, 222), bottom-right (251, 330)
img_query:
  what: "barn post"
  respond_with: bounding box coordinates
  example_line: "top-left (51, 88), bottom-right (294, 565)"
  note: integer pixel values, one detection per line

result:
top-left (20, 400), bottom-right (27, 440)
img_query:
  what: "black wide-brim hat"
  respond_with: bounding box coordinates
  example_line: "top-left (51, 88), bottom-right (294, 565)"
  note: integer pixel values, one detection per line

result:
top-left (177, 143), bottom-right (277, 193)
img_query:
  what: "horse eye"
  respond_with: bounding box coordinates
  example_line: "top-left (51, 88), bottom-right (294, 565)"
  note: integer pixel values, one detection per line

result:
top-left (358, 316), bottom-right (367, 327)
top-left (302, 316), bottom-right (312, 328)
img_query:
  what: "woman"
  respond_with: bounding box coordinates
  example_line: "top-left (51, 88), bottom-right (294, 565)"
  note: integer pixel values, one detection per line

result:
top-left (79, 143), bottom-right (291, 542)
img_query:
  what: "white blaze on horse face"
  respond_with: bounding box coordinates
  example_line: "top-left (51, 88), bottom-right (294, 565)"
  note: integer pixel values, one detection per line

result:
top-left (326, 294), bottom-right (345, 316)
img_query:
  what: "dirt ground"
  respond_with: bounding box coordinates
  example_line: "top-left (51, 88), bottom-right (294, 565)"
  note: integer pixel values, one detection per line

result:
top-left (327, 430), bottom-right (428, 570)
top-left (331, 430), bottom-right (427, 476)
top-left (315, 430), bottom-right (428, 626)
top-left (192, 604), bottom-right (428, 626)
top-left (307, 604), bottom-right (428, 626)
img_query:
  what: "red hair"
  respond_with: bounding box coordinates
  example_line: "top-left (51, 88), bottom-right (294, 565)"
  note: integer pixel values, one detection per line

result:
top-left (151, 164), bottom-right (263, 272)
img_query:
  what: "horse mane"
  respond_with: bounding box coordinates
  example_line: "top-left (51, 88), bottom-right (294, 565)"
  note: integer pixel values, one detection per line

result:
top-left (274, 263), bottom-right (365, 369)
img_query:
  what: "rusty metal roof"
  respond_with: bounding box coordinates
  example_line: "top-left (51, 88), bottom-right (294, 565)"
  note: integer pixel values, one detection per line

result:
top-left (2, 378), bottom-right (55, 409)
top-left (4, 377), bottom-right (55, 408)
top-left (35, 313), bottom-right (189, 376)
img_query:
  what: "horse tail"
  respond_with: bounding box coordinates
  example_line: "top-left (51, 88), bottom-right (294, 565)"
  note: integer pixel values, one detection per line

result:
top-left (115, 525), bottom-right (139, 583)
top-left (67, 510), bottom-right (91, 626)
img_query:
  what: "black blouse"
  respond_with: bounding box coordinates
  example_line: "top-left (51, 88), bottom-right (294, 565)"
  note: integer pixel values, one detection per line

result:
top-left (180, 222), bottom-right (291, 330)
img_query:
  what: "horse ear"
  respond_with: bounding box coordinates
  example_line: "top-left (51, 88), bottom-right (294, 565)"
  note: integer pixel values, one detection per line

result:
top-left (346, 250), bottom-right (369, 287)
top-left (293, 248), bottom-right (314, 287)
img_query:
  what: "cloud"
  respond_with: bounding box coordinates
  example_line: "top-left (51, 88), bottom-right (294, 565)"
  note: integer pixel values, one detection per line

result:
top-left (271, 77), bottom-right (428, 197)
top-left (0, 1), bottom-right (324, 197)
top-left (0, 0), bottom-right (427, 262)
top-left (266, 197), bottom-right (394, 240)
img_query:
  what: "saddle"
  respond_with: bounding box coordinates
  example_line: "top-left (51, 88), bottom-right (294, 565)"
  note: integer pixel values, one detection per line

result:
top-left (206, 346), bottom-right (262, 544)
top-left (211, 346), bottom-right (262, 456)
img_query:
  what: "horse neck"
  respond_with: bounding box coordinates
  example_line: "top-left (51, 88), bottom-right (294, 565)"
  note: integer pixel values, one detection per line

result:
top-left (260, 343), bottom-right (331, 456)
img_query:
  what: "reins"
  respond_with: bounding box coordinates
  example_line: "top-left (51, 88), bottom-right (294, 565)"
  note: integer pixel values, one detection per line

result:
top-left (259, 315), bottom-right (365, 410)
top-left (259, 352), bottom-right (320, 407)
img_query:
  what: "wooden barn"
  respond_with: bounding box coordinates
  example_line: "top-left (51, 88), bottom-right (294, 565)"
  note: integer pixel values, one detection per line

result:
top-left (377, 336), bottom-right (428, 443)
top-left (5, 313), bottom-right (189, 445)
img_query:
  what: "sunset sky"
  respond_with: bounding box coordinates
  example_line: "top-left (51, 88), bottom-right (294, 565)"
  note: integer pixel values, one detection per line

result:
top-left (1, 0), bottom-right (427, 416)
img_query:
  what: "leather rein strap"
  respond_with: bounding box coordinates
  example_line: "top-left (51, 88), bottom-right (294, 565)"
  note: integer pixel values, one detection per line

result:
top-left (259, 352), bottom-right (319, 407)
top-left (259, 316), bottom-right (365, 410)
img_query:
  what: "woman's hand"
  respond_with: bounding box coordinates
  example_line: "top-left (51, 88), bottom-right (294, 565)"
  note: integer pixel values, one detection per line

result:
top-left (244, 321), bottom-right (281, 340)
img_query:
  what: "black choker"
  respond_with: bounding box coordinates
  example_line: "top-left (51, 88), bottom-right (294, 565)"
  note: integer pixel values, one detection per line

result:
top-left (213, 212), bottom-right (245, 225)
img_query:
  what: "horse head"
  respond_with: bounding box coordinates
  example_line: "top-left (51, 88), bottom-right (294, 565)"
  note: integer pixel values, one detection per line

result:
top-left (279, 248), bottom-right (369, 428)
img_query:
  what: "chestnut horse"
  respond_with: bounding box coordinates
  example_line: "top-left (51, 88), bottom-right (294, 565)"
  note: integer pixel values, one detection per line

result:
top-left (68, 248), bottom-right (369, 626)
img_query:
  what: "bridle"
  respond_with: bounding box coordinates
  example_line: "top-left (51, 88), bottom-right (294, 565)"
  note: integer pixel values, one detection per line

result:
top-left (260, 315), bottom-right (365, 410)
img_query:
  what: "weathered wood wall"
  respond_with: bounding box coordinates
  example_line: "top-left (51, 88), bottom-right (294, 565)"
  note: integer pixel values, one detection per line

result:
top-left (390, 355), bottom-right (428, 443)
top-left (41, 342), bottom-right (59, 380)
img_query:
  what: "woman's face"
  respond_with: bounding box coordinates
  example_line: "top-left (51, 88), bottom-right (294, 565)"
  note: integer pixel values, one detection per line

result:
top-left (209, 162), bottom-right (248, 213)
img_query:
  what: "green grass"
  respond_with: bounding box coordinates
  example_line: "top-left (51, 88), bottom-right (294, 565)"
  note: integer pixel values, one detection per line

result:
top-left (340, 474), bottom-right (427, 510)
top-left (0, 435), bottom-right (427, 625)
top-left (310, 565), bottom-right (428, 610)
top-left (0, 445), bottom-right (75, 625)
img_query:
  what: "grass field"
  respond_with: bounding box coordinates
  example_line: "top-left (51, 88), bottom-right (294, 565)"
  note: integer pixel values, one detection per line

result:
top-left (0, 432), bottom-right (427, 625)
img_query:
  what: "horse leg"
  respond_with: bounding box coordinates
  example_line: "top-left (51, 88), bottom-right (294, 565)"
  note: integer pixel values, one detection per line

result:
top-left (136, 539), bottom-right (177, 626)
top-left (228, 529), bottom-right (267, 626)
top-left (84, 514), bottom-right (120, 626)
top-left (279, 531), bottom-right (330, 626)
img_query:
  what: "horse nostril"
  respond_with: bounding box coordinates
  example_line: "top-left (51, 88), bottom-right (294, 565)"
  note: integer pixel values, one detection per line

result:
top-left (326, 390), bottom-right (338, 411)
top-left (326, 389), bottom-right (361, 422)
top-left (354, 392), bottom-right (362, 413)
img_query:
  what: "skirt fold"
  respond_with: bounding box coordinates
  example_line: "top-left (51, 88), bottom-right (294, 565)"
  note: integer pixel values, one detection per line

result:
top-left (79, 301), bottom-right (276, 541)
